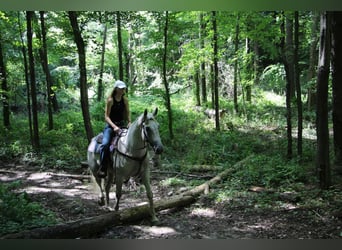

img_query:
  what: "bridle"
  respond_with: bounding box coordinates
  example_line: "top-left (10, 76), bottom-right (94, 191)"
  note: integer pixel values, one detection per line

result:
top-left (114, 120), bottom-right (157, 163)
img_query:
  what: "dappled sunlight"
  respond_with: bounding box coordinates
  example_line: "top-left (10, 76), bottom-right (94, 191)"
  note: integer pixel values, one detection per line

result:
top-left (191, 207), bottom-right (216, 218)
top-left (132, 225), bottom-right (179, 237)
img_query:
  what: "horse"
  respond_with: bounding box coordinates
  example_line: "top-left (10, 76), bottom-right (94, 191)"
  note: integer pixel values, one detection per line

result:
top-left (87, 108), bottom-right (163, 224)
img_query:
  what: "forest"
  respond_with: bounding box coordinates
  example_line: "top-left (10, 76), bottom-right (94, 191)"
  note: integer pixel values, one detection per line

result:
top-left (0, 11), bottom-right (342, 239)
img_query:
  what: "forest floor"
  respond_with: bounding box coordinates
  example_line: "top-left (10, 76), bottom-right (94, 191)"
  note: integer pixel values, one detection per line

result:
top-left (1, 160), bottom-right (342, 239)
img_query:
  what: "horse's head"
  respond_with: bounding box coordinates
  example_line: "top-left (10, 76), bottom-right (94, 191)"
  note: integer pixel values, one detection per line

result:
top-left (140, 108), bottom-right (164, 154)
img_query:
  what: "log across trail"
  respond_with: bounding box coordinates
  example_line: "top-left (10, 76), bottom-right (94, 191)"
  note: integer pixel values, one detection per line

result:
top-left (2, 156), bottom-right (252, 239)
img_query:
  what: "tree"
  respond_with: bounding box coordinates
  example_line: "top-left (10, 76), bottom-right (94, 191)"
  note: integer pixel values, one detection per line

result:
top-left (199, 12), bottom-right (207, 105)
top-left (0, 35), bottom-right (10, 129)
top-left (281, 12), bottom-right (294, 159)
top-left (26, 11), bottom-right (40, 150)
top-left (212, 11), bottom-right (220, 131)
top-left (316, 11), bottom-right (331, 189)
top-left (233, 12), bottom-right (240, 113)
top-left (68, 11), bottom-right (94, 143)
top-left (331, 11), bottom-right (342, 171)
top-left (116, 11), bottom-right (124, 81)
top-left (37, 11), bottom-right (54, 130)
top-left (97, 12), bottom-right (108, 102)
top-left (294, 11), bottom-right (303, 158)
top-left (162, 11), bottom-right (174, 140)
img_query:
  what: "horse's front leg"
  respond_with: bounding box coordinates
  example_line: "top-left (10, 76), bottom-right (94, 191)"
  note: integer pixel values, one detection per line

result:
top-left (105, 164), bottom-right (114, 207)
top-left (142, 166), bottom-right (158, 224)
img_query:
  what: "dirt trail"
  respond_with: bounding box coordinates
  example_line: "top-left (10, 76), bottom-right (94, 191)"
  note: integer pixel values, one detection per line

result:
top-left (1, 163), bottom-right (341, 239)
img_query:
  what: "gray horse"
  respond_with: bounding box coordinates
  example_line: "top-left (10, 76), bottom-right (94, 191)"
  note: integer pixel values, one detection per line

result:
top-left (87, 108), bottom-right (163, 223)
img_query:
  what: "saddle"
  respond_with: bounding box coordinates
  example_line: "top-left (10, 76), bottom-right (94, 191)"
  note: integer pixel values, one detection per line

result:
top-left (94, 132), bottom-right (120, 153)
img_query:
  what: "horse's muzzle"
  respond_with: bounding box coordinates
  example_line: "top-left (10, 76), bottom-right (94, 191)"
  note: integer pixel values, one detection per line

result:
top-left (153, 145), bottom-right (163, 154)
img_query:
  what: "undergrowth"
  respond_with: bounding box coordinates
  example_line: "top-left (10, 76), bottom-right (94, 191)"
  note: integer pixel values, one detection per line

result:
top-left (0, 87), bottom-right (335, 236)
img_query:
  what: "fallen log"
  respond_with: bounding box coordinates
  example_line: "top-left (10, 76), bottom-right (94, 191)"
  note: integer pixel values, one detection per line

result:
top-left (2, 156), bottom-right (252, 239)
top-left (1, 194), bottom-right (196, 239)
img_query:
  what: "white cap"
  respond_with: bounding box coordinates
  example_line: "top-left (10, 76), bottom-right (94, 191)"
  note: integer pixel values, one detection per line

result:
top-left (113, 80), bottom-right (127, 89)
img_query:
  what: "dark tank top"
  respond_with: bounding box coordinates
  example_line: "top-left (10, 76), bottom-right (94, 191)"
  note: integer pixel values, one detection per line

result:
top-left (109, 97), bottom-right (125, 127)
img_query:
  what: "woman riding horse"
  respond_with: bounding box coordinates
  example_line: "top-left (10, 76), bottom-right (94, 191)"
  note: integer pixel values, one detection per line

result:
top-left (98, 80), bottom-right (131, 177)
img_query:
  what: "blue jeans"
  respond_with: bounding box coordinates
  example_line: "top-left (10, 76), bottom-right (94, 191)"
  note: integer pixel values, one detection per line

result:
top-left (99, 124), bottom-right (114, 167)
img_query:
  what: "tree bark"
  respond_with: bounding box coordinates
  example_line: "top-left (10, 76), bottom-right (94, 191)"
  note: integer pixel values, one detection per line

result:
top-left (281, 12), bottom-right (294, 159)
top-left (307, 12), bottom-right (320, 110)
top-left (199, 12), bottom-right (207, 105)
top-left (294, 11), bottom-right (303, 158)
top-left (233, 13), bottom-right (240, 114)
top-left (0, 34), bottom-right (10, 128)
top-left (26, 11), bottom-right (40, 150)
top-left (68, 11), bottom-right (94, 143)
top-left (331, 11), bottom-right (342, 170)
top-left (316, 11), bottom-right (331, 189)
top-left (162, 11), bottom-right (174, 140)
top-left (212, 11), bottom-right (220, 131)
top-left (116, 11), bottom-right (124, 81)
top-left (97, 13), bottom-right (108, 102)
top-left (38, 11), bottom-right (54, 130)
top-left (2, 156), bottom-right (252, 239)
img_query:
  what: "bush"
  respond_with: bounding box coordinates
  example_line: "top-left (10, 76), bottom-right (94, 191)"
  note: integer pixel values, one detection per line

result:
top-left (0, 182), bottom-right (58, 235)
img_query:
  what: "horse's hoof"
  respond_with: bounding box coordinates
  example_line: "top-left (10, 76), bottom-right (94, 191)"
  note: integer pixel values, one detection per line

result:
top-left (151, 218), bottom-right (160, 226)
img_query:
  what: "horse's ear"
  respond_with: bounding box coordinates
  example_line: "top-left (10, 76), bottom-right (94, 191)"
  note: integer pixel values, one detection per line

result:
top-left (153, 107), bottom-right (158, 117)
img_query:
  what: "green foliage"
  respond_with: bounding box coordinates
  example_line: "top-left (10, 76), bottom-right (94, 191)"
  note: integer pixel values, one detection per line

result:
top-left (0, 182), bottom-right (58, 235)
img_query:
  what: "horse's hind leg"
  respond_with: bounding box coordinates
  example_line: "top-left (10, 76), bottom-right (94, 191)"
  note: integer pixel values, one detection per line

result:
top-left (105, 168), bottom-right (114, 207)
top-left (94, 176), bottom-right (105, 206)
top-left (114, 179), bottom-right (123, 211)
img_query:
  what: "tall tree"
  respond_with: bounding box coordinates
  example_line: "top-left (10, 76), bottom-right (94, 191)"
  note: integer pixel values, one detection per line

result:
top-left (331, 11), bottom-right (342, 171)
top-left (294, 11), bottom-right (303, 157)
top-left (26, 11), bottom-right (40, 150)
top-left (199, 12), bottom-right (207, 105)
top-left (17, 11), bottom-right (33, 143)
top-left (98, 12), bottom-right (108, 102)
top-left (68, 11), bottom-right (94, 143)
top-left (162, 11), bottom-right (174, 139)
top-left (233, 12), bottom-right (240, 113)
top-left (281, 12), bottom-right (294, 159)
top-left (307, 12), bottom-right (320, 110)
top-left (116, 11), bottom-right (124, 81)
top-left (38, 11), bottom-right (54, 130)
top-left (0, 33), bottom-right (10, 128)
top-left (316, 11), bottom-right (331, 189)
top-left (212, 11), bottom-right (220, 131)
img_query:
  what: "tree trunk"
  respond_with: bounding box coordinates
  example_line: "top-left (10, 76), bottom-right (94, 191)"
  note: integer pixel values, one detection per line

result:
top-left (307, 12), bottom-right (320, 110)
top-left (18, 12), bottom-right (33, 144)
top-left (0, 34), bottom-right (10, 128)
top-left (195, 68), bottom-right (201, 106)
top-left (294, 11), bottom-right (303, 158)
top-left (233, 13), bottom-right (240, 114)
top-left (331, 11), bottom-right (342, 170)
top-left (97, 13), bottom-right (108, 102)
top-left (281, 12), bottom-right (294, 159)
top-left (316, 11), bottom-right (331, 189)
top-left (26, 11), bottom-right (40, 150)
top-left (212, 11), bottom-right (220, 131)
top-left (68, 11), bottom-right (94, 143)
top-left (38, 11), bottom-right (54, 130)
top-left (2, 156), bottom-right (252, 239)
top-left (116, 11), bottom-right (124, 81)
top-left (199, 12), bottom-right (207, 105)
top-left (163, 11), bottom-right (173, 140)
